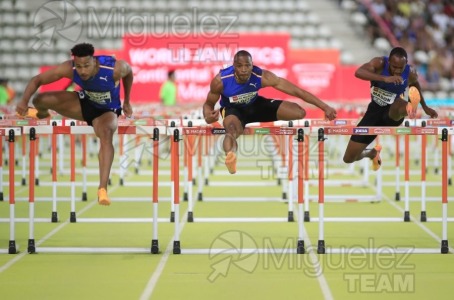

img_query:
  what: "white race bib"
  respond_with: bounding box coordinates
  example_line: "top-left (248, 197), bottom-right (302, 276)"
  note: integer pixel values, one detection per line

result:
top-left (371, 87), bottom-right (397, 106)
top-left (229, 91), bottom-right (257, 105)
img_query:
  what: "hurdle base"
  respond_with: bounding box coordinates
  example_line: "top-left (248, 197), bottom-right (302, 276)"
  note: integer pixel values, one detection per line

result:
top-left (70, 212), bottom-right (76, 223)
top-left (119, 178), bottom-right (124, 186)
top-left (395, 192), bottom-right (400, 201)
top-left (434, 168), bottom-right (439, 175)
top-left (108, 178), bottom-right (112, 186)
top-left (205, 178), bottom-right (209, 186)
top-left (404, 211), bottom-right (410, 222)
top-left (304, 211), bottom-right (310, 222)
top-left (173, 241), bottom-right (181, 254)
top-left (287, 211), bottom-right (294, 222)
top-left (51, 212), bottom-right (58, 223)
top-left (187, 212), bottom-right (194, 222)
top-left (449, 178), bottom-right (452, 186)
top-left (197, 192), bottom-right (203, 201)
top-left (170, 212), bottom-right (175, 223)
top-left (0, 192), bottom-right (3, 201)
top-left (183, 192), bottom-right (188, 201)
top-left (8, 240), bottom-right (18, 254)
top-left (317, 240), bottom-right (325, 254)
top-left (35, 178), bottom-right (39, 186)
top-left (151, 239), bottom-right (159, 254)
top-left (297, 240), bottom-right (305, 254)
top-left (441, 240), bottom-right (449, 254)
top-left (28, 239), bottom-right (36, 254)
top-left (21, 178), bottom-right (26, 186)
top-left (420, 211), bottom-right (427, 222)
top-left (82, 192), bottom-right (87, 201)
top-left (282, 192), bottom-right (287, 200)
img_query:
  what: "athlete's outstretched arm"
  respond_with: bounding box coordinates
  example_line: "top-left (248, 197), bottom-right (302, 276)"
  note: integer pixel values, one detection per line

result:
top-left (261, 69), bottom-right (337, 120)
top-left (17, 61), bottom-right (73, 116)
top-left (115, 60), bottom-right (134, 117)
top-left (355, 57), bottom-right (403, 84)
top-left (203, 74), bottom-right (222, 124)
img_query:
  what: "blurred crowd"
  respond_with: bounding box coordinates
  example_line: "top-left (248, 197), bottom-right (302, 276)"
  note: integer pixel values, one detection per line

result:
top-left (358, 0), bottom-right (454, 92)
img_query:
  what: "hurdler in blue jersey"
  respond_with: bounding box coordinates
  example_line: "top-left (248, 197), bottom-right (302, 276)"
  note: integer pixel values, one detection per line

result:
top-left (203, 50), bottom-right (337, 174)
top-left (17, 43), bottom-right (134, 205)
top-left (342, 47), bottom-right (438, 171)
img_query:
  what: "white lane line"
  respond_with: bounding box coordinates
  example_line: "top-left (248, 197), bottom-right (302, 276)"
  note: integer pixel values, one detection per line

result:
top-left (139, 207), bottom-right (189, 300)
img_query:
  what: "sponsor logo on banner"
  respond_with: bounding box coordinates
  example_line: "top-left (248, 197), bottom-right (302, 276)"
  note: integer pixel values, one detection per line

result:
top-left (335, 120), bottom-right (347, 125)
top-left (212, 128), bottom-right (226, 134)
top-left (254, 128), bottom-right (271, 134)
top-left (184, 128), bottom-right (207, 135)
top-left (354, 128), bottom-right (369, 134)
top-left (328, 128), bottom-right (350, 134)
top-left (396, 128), bottom-right (411, 134)
top-left (372, 128), bottom-right (392, 134)
top-left (274, 128), bottom-right (296, 135)
top-left (416, 128), bottom-right (437, 135)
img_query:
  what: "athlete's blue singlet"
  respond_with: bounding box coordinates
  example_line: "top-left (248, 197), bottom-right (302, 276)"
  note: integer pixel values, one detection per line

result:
top-left (219, 65), bottom-right (263, 108)
top-left (370, 56), bottom-right (410, 106)
top-left (72, 55), bottom-right (121, 110)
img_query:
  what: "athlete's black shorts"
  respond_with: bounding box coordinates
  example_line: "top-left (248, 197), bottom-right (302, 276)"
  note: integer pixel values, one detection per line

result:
top-left (76, 91), bottom-right (122, 126)
top-left (351, 101), bottom-right (404, 145)
top-left (220, 96), bottom-right (283, 128)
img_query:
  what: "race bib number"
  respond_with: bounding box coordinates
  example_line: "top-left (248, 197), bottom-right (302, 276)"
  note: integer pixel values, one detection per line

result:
top-left (85, 91), bottom-right (112, 105)
top-left (229, 91), bottom-right (257, 105)
top-left (371, 87), bottom-right (397, 106)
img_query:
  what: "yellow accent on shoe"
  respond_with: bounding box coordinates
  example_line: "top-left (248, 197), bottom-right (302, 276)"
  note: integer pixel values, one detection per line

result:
top-left (97, 188), bottom-right (111, 206)
top-left (372, 144), bottom-right (382, 171)
top-left (225, 151), bottom-right (237, 174)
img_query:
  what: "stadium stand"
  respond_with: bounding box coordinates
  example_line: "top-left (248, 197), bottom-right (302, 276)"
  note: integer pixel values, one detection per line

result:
top-left (0, 0), bottom-right (452, 101)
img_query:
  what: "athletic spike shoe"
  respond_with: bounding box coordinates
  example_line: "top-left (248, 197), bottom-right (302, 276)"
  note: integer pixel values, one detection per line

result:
top-left (225, 151), bottom-right (237, 174)
top-left (17, 108), bottom-right (50, 119)
top-left (97, 188), bottom-right (111, 206)
top-left (407, 86), bottom-right (421, 118)
top-left (372, 144), bottom-right (382, 171)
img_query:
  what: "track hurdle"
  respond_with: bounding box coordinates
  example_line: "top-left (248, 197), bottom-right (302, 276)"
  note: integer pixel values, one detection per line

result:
top-left (0, 127), bottom-right (22, 254)
top-left (169, 124), bottom-right (298, 254)
top-left (11, 120), bottom-right (165, 254)
top-left (313, 126), bottom-right (453, 254)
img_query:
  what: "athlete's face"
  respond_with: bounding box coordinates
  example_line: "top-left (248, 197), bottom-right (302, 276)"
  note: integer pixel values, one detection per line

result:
top-left (73, 56), bottom-right (97, 81)
top-left (233, 55), bottom-right (253, 83)
top-left (388, 55), bottom-right (407, 76)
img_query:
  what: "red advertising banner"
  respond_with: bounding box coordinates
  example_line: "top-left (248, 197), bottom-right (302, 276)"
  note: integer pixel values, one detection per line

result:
top-left (122, 33), bottom-right (291, 103)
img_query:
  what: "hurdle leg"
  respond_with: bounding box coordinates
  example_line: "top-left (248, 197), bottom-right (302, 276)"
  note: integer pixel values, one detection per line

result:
top-left (70, 131), bottom-right (76, 223)
top-left (317, 129), bottom-right (326, 254)
top-left (51, 129), bottom-right (58, 223)
top-left (81, 134), bottom-right (87, 200)
top-left (151, 128), bottom-right (160, 254)
top-left (28, 128), bottom-right (37, 253)
top-left (172, 129), bottom-right (181, 254)
top-left (197, 135), bottom-right (203, 201)
top-left (186, 135), bottom-right (194, 222)
top-left (304, 134), bottom-right (310, 222)
top-left (296, 129), bottom-right (305, 254)
top-left (34, 137), bottom-right (40, 186)
top-left (8, 129), bottom-right (18, 254)
top-left (287, 134), bottom-right (294, 222)
top-left (395, 135), bottom-right (401, 201)
top-left (420, 134), bottom-right (427, 222)
top-left (441, 129), bottom-right (449, 253)
top-left (404, 135), bottom-right (410, 222)
top-left (21, 136), bottom-right (26, 186)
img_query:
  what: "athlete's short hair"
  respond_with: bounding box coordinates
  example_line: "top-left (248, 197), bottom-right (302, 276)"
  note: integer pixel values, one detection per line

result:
top-left (71, 43), bottom-right (95, 57)
top-left (389, 47), bottom-right (408, 60)
top-left (234, 50), bottom-right (252, 62)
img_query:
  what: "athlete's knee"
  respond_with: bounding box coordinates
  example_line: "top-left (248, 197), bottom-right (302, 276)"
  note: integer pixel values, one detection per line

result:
top-left (343, 153), bottom-right (356, 164)
top-left (32, 93), bottom-right (47, 108)
top-left (295, 107), bottom-right (306, 119)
